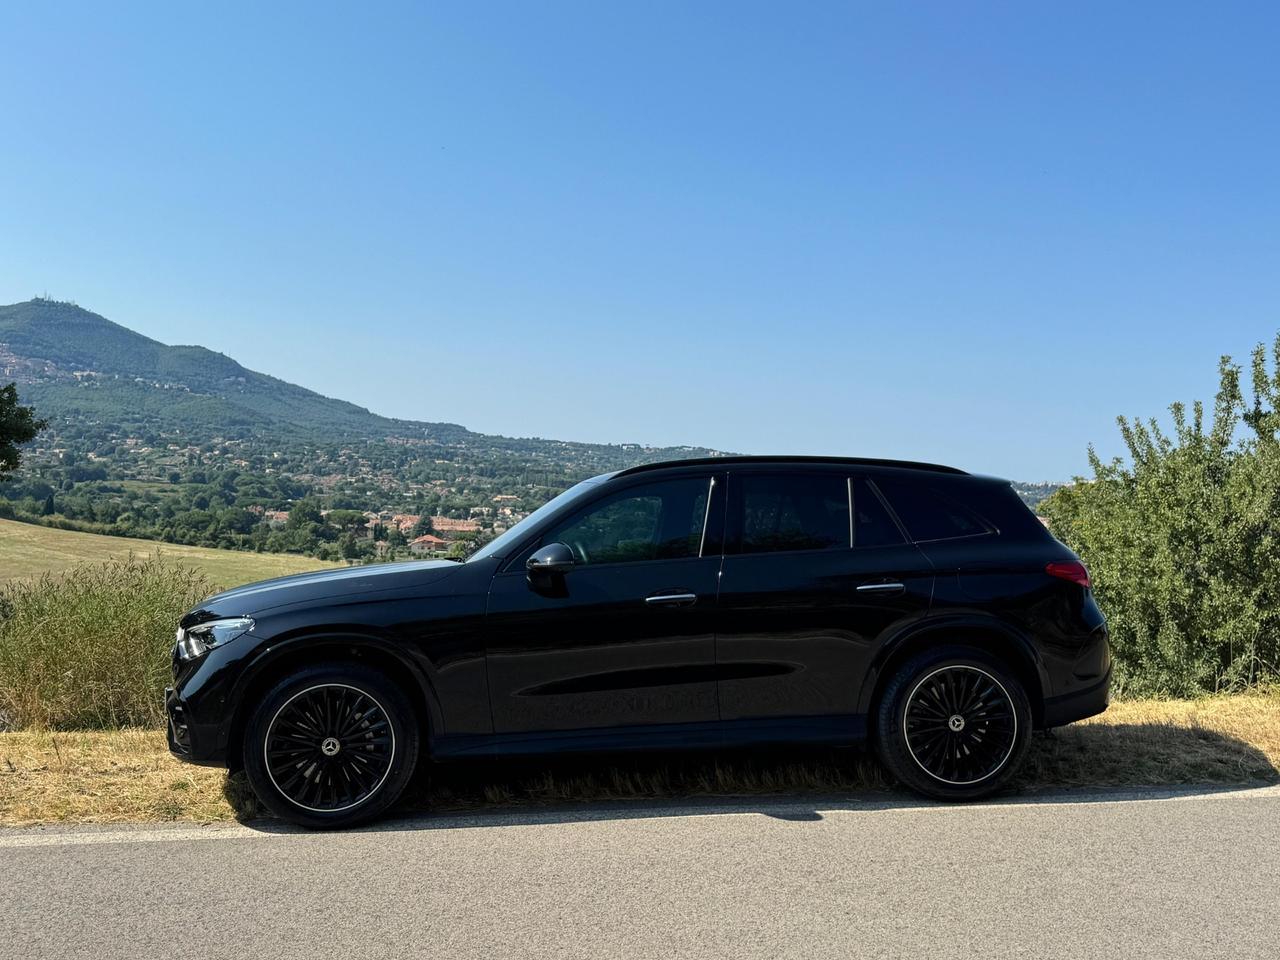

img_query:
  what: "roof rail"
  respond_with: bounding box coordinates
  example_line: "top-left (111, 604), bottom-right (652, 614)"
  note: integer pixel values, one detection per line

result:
top-left (614, 455), bottom-right (967, 477)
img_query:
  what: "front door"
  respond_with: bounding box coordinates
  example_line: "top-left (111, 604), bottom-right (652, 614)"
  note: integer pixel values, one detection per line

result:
top-left (484, 473), bottom-right (724, 741)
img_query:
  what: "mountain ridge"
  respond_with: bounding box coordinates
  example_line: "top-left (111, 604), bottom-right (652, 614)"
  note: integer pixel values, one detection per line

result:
top-left (0, 298), bottom-right (719, 456)
top-left (0, 298), bottom-right (461, 440)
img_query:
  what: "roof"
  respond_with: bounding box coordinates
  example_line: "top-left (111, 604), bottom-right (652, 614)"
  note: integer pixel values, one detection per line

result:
top-left (614, 455), bottom-right (967, 478)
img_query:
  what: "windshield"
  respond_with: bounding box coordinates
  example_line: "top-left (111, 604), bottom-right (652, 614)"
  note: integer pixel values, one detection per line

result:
top-left (466, 475), bottom-right (609, 561)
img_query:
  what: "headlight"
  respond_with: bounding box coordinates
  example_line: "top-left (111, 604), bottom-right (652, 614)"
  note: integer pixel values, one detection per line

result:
top-left (175, 617), bottom-right (255, 661)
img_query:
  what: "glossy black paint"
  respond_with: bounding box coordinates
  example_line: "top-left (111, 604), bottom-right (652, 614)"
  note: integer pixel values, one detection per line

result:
top-left (166, 457), bottom-right (1110, 770)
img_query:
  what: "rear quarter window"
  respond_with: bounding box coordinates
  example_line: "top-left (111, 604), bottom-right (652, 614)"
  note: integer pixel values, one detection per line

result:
top-left (874, 477), bottom-right (992, 542)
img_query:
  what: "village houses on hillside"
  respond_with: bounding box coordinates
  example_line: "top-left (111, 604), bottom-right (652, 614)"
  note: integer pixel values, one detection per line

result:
top-left (257, 506), bottom-right (491, 556)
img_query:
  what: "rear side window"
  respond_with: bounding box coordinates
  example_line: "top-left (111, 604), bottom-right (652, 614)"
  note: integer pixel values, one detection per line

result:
top-left (875, 478), bottom-right (991, 542)
top-left (736, 473), bottom-right (850, 554)
top-left (852, 478), bottom-right (905, 548)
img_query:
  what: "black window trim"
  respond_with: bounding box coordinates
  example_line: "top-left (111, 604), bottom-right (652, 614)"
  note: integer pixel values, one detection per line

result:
top-left (847, 476), bottom-right (854, 549)
top-left (698, 475), bottom-right (718, 558)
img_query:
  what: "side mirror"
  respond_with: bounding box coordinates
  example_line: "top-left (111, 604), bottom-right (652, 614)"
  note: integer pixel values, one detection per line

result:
top-left (526, 541), bottom-right (576, 576)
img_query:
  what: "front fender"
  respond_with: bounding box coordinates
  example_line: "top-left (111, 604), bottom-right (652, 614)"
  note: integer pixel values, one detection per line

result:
top-left (226, 624), bottom-right (445, 740)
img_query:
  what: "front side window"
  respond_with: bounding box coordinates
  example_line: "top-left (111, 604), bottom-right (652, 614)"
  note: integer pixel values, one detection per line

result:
top-left (470, 476), bottom-right (606, 561)
top-left (735, 473), bottom-right (850, 554)
top-left (540, 476), bottom-right (711, 566)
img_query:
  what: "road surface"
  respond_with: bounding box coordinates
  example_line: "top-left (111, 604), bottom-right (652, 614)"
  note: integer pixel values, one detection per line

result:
top-left (2, 785), bottom-right (1278, 959)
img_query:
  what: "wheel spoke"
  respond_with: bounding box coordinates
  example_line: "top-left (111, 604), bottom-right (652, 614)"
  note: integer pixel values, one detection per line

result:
top-left (338, 696), bottom-right (371, 738)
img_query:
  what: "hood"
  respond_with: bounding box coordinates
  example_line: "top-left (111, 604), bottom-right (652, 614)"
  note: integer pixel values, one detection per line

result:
top-left (181, 559), bottom-right (463, 625)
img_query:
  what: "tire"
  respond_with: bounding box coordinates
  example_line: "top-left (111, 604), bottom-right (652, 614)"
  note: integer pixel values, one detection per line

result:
top-left (243, 662), bottom-right (420, 829)
top-left (873, 646), bottom-right (1031, 801)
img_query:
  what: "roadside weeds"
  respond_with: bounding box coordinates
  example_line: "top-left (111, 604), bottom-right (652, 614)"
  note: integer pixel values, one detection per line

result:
top-left (2, 693), bottom-right (1278, 827)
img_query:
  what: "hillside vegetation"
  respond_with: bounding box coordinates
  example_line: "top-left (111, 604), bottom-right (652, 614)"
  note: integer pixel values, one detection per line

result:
top-left (0, 298), bottom-right (413, 436)
top-left (0, 517), bottom-right (335, 585)
top-left (0, 297), bottom-right (734, 562)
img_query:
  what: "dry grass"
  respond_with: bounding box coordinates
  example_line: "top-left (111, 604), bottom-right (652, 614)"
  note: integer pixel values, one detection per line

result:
top-left (1025, 692), bottom-right (1280, 787)
top-left (1, 694), bottom-right (1278, 827)
top-left (0, 729), bottom-right (254, 825)
top-left (0, 518), bottom-right (336, 586)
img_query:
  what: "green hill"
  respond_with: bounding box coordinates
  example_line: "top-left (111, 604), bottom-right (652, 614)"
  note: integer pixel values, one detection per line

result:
top-left (0, 299), bottom-right (723, 463)
top-left (0, 299), bottom-right (457, 439)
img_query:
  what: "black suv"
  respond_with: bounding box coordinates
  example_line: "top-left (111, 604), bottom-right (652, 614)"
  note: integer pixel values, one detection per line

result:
top-left (167, 457), bottom-right (1110, 827)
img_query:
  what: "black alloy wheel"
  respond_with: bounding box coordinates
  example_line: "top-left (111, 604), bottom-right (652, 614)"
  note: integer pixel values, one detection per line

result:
top-left (264, 683), bottom-right (395, 812)
top-left (874, 646), bottom-right (1031, 801)
top-left (243, 662), bottom-right (419, 828)
top-left (902, 665), bottom-right (1017, 785)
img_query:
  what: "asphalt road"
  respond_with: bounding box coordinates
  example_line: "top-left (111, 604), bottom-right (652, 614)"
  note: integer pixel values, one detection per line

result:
top-left (2, 785), bottom-right (1278, 960)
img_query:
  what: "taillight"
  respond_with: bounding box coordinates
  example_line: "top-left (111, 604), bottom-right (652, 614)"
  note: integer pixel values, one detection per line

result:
top-left (1046, 560), bottom-right (1090, 588)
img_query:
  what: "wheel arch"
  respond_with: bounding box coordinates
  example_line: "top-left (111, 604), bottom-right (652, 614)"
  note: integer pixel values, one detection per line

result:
top-left (224, 630), bottom-right (441, 770)
top-left (859, 616), bottom-right (1048, 732)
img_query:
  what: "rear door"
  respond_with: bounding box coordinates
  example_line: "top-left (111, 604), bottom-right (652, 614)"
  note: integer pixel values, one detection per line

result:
top-left (715, 471), bottom-right (934, 732)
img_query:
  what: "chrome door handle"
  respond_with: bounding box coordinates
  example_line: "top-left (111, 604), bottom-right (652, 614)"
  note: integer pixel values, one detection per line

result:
top-left (856, 581), bottom-right (905, 595)
top-left (645, 592), bottom-right (698, 607)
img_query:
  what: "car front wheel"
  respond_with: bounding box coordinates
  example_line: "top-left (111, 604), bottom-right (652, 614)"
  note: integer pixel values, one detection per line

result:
top-left (874, 646), bottom-right (1031, 801)
top-left (243, 662), bottom-right (419, 828)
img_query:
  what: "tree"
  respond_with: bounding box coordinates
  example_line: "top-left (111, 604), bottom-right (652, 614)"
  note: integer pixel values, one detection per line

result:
top-left (286, 498), bottom-right (323, 529)
top-left (0, 384), bottom-right (45, 481)
top-left (410, 516), bottom-right (435, 538)
top-left (338, 533), bottom-right (364, 560)
top-left (326, 509), bottom-right (367, 533)
top-left (447, 538), bottom-right (475, 559)
top-left (1042, 338), bottom-right (1280, 696)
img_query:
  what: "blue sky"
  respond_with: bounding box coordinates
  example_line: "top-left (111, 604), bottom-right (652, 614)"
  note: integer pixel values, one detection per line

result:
top-left (2, 2), bottom-right (1277, 480)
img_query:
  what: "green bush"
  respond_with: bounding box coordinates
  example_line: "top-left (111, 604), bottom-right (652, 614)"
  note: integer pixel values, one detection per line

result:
top-left (0, 557), bottom-right (213, 729)
top-left (1043, 340), bottom-right (1280, 697)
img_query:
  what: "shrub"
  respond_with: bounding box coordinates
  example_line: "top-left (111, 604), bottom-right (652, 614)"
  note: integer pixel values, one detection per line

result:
top-left (1042, 341), bottom-right (1280, 697)
top-left (0, 557), bottom-right (213, 729)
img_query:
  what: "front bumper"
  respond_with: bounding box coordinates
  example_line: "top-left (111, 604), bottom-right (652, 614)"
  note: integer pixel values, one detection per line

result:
top-left (164, 686), bottom-right (191, 756)
top-left (164, 685), bottom-right (227, 767)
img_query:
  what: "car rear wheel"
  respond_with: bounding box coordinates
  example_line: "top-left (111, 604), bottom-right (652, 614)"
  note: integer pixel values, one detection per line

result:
top-left (243, 662), bottom-right (419, 828)
top-left (874, 646), bottom-right (1031, 801)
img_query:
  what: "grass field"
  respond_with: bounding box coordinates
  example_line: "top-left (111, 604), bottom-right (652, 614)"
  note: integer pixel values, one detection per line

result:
top-left (0, 518), bottom-right (337, 588)
top-left (2, 694), bottom-right (1277, 826)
